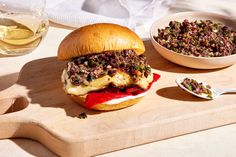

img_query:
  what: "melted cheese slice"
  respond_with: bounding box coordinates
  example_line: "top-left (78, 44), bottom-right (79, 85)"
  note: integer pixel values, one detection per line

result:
top-left (62, 69), bottom-right (153, 95)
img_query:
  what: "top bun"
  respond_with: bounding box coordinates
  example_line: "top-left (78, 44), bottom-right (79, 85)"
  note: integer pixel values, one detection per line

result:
top-left (58, 23), bottom-right (145, 60)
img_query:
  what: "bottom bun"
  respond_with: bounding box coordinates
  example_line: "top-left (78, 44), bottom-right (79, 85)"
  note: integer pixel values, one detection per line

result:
top-left (70, 94), bottom-right (143, 111)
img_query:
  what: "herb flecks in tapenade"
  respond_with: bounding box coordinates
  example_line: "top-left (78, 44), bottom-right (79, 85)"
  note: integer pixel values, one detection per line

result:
top-left (67, 50), bottom-right (151, 86)
top-left (154, 19), bottom-right (236, 57)
top-left (181, 78), bottom-right (212, 98)
top-left (78, 112), bottom-right (87, 119)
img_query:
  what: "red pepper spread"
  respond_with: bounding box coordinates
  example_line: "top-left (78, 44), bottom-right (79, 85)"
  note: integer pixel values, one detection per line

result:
top-left (85, 73), bottom-right (160, 108)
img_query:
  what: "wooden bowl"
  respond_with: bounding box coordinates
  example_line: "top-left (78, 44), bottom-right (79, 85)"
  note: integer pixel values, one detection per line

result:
top-left (150, 12), bottom-right (236, 69)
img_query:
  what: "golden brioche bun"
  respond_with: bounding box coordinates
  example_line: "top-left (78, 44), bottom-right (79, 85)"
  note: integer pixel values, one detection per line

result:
top-left (70, 94), bottom-right (143, 111)
top-left (58, 23), bottom-right (145, 60)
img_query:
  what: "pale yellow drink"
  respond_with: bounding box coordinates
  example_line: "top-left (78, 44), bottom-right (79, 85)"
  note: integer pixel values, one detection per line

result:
top-left (0, 13), bottom-right (48, 56)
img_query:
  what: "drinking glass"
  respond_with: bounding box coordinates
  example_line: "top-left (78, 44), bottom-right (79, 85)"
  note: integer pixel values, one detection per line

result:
top-left (0, 0), bottom-right (48, 56)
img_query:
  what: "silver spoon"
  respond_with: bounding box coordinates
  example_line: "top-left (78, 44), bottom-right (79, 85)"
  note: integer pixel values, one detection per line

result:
top-left (176, 77), bottom-right (236, 100)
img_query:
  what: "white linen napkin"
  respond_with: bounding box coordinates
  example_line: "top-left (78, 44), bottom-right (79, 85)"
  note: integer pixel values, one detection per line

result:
top-left (46, 0), bottom-right (174, 31)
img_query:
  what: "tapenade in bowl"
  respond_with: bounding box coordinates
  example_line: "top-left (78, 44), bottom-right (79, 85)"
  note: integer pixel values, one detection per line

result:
top-left (150, 12), bottom-right (236, 69)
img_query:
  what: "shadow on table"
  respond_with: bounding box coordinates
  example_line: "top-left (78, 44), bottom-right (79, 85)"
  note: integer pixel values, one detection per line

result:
top-left (156, 86), bottom-right (209, 102)
top-left (12, 56), bottom-right (101, 117)
top-left (0, 73), bottom-right (19, 91)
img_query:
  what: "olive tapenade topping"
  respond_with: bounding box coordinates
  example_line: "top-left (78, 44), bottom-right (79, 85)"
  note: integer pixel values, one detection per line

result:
top-left (78, 112), bottom-right (87, 119)
top-left (181, 78), bottom-right (212, 98)
top-left (154, 19), bottom-right (236, 57)
top-left (67, 50), bottom-right (151, 86)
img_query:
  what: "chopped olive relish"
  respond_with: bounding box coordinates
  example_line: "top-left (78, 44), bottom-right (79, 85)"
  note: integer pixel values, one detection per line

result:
top-left (67, 50), bottom-right (151, 86)
top-left (181, 78), bottom-right (212, 98)
top-left (78, 112), bottom-right (87, 119)
top-left (154, 19), bottom-right (236, 57)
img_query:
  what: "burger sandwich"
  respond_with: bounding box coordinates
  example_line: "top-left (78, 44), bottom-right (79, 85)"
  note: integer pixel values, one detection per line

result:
top-left (58, 23), bottom-right (160, 111)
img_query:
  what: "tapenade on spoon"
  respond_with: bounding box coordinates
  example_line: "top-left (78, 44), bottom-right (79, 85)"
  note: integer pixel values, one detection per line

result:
top-left (176, 77), bottom-right (236, 99)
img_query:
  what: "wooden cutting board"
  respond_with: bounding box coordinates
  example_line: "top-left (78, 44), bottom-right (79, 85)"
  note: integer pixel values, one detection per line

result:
top-left (0, 40), bottom-right (236, 157)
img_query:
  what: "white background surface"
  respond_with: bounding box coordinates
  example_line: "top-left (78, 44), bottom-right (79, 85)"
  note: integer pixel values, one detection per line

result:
top-left (0, 0), bottom-right (236, 156)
